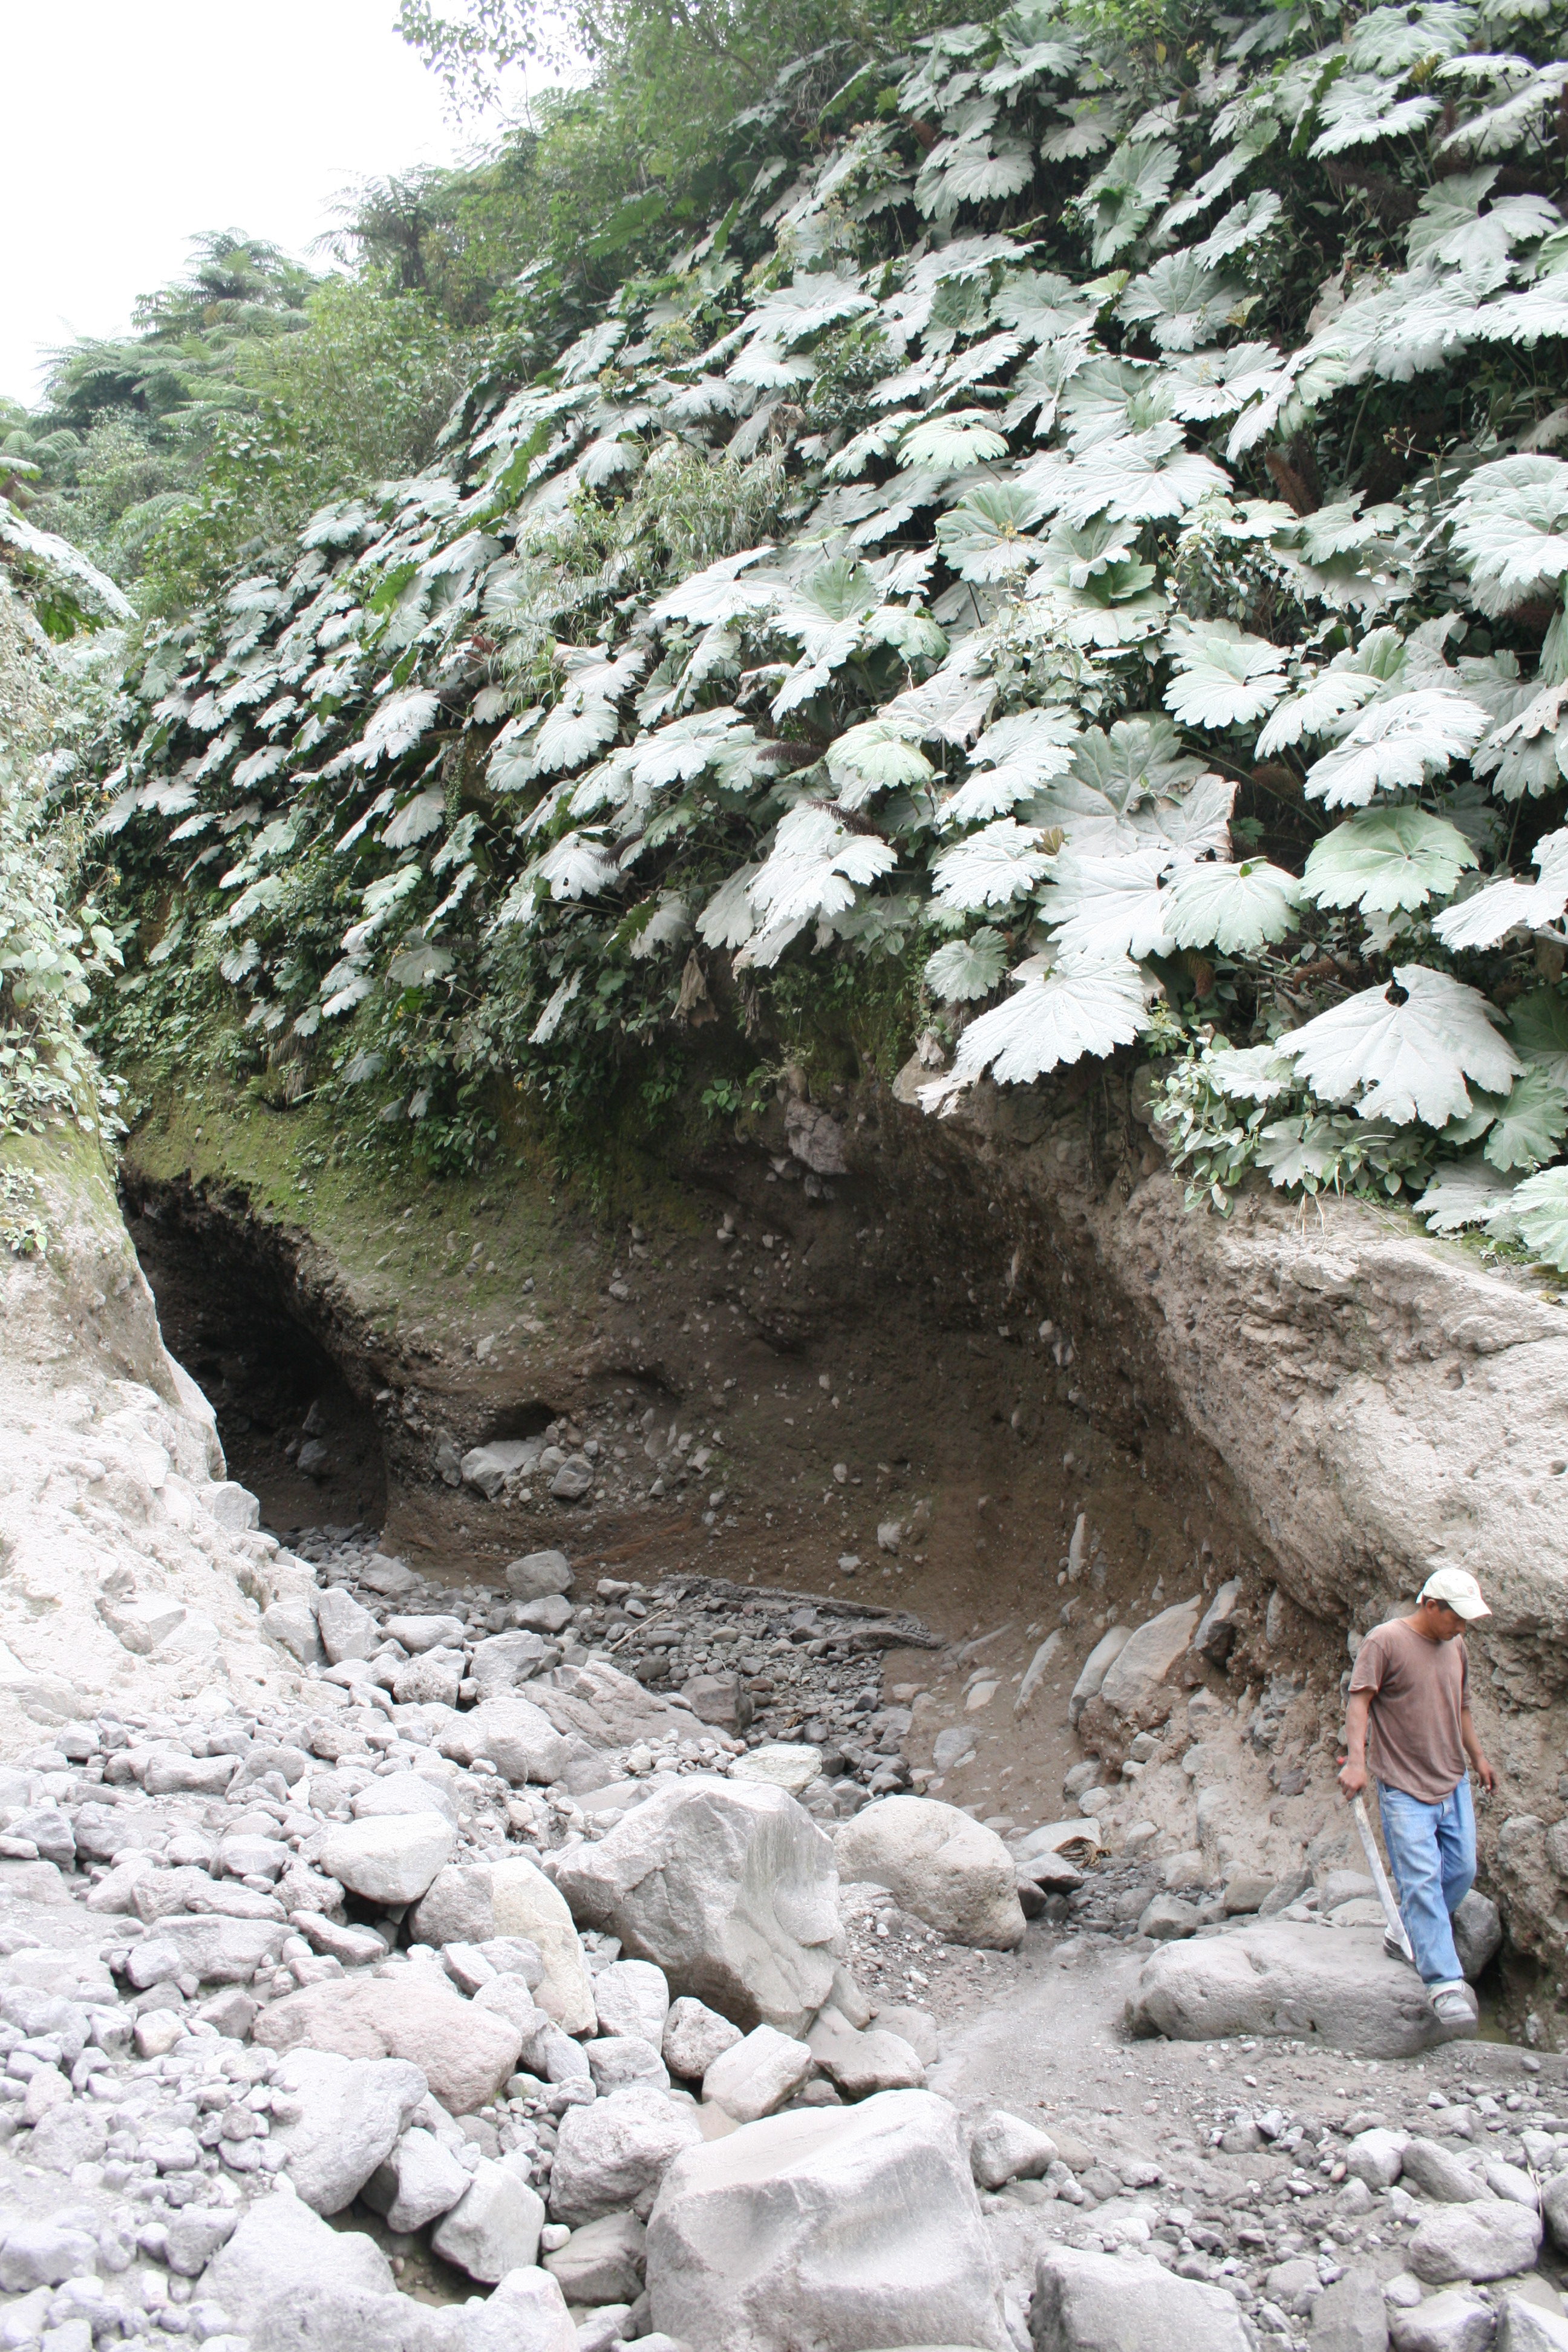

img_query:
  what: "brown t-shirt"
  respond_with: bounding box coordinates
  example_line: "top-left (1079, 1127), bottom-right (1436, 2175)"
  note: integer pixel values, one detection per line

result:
top-left (1348, 1616), bottom-right (1469, 1803)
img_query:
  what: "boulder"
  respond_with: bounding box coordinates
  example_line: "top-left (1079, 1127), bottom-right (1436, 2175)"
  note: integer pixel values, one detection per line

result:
top-left (1543, 2174), bottom-right (1568, 2252)
top-left (553, 1777), bottom-right (839, 2035)
top-left (1408, 2201), bottom-right (1542, 2284)
top-left (1138, 1896), bottom-right (1199, 1941)
top-left (316, 1587), bottom-right (378, 1664)
top-left (544, 2212), bottom-right (647, 2306)
top-left (1192, 1580), bottom-right (1242, 1667)
top-left (393, 1648), bottom-right (465, 1707)
top-left (967, 2111), bottom-right (1058, 2192)
top-left (1453, 1891), bottom-right (1503, 1982)
top-left (438, 1697), bottom-right (569, 1786)
top-left (834, 1798), bottom-right (1024, 1951)
top-left (204, 2188), bottom-right (396, 2327)
top-left (1094, 1599), bottom-right (1203, 1727)
top-left (351, 1770), bottom-right (460, 1827)
top-left (1499, 2300), bottom-right (1568, 2352)
top-left (517, 1595), bottom-right (574, 1634)
top-left (361, 2126), bottom-right (471, 2232)
top-left (703, 2024), bottom-right (814, 2123)
top-left (872, 2005), bottom-right (939, 2066)
top-left (410, 1864), bottom-right (496, 1950)
top-left (507, 1550), bottom-right (575, 1601)
top-left (1310, 2262), bottom-right (1392, 2352)
top-left (129, 1913), bottom-right (287, 1984)
top-left (431, 2157), bottom-right (546, 2282)
top-left (549, 2085), bottom-right (704, 2227)
top-left (596, 1957), bottom-right (671, 2048)
top-left (1030, 2246), bottom-right (1251, 2351)
top-left (491, 1855), bottom-right (597, 2034)
top-left (1345, 2128), bottom-right (1408, 2189)
top-left (681, 1674), bottom-right (752, 1734)
top-left (254, 1974), bottom-right (523, 2114)
top-left (587, 2034), bottom-right (671, 2094)
top-left (267, 2049), bottom-right (426, 2213)
top-left (1389, 2290), bottom-right (1496, 2352)
top-left (806, 2008), bottom-right (925, 2100)
top-left (456, 2265), bottom-right (578, 2352)
top-left (1068, 1627), bottom-right (1131, 1728)
top-left (1126, 1924), bottom-right (1442, 2056)
top-left (645, 2089), bottom-right (1009, 2352)
top-left (1400, 2138), bottom-right (1489, 2204)
top-left (385, 1613), bottom-right (467, 1653)
top-left (664, 1996), bottom-right (743, 2082)
top-left (469, 1630), bottom-right (556, 1699)
top-left (318, 1813), bottom-right (454, 1906)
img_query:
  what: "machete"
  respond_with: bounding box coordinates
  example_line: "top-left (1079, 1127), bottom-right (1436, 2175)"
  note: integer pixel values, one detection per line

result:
top-left (1351, 1792), bottom-right (1414, 1964)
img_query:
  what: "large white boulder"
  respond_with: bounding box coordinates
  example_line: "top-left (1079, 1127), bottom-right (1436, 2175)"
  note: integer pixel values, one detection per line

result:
top-left (548, 2085), bottom-right (704, 2227)
top-left (645, 2088), bottom-right (1009, 2352)
top-left (204, 2187), bottom-right (396, 2324)
top-left (438, 1696), bottom-right (569, 1786)
top-left (834, 1798), bottom-right (1025, 1950)
top-left (554, 1777), bottom-right (840, 2035)
top-left (266, 2048), bottom-right (427, 2214)
top-left (361, 2126), bottom-right (471, 2232)
top-left (1094, 1599), bottom-right (1202, 1728)
top-left (431, 2157), bottom-right (546, 2282)
top-left (254, 1973), bottom-right (523, 2114)
top-left (491, 1854), bottom-right (597, 2034)
top-left (1031, 2246), bottom-right (1252, 2350)
top-left (318, 1812), bottom-right (454, 1905)
top-left (702, 2024), bottom-right (814, 2123)
top-left (1126, 1922), bottom-right (1442, 2056)
top-left (595, 1957), bottom-right (672, 2048)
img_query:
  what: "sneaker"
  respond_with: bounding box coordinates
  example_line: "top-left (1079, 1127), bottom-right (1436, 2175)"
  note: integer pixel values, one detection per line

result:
top-left (1429, 1981), bottom-right (1479, 2037)
top-left (1383, 1927), bottom-right (1416, 1969)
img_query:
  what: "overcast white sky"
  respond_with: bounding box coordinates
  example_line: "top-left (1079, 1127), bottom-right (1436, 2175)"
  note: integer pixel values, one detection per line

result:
top-left (1, 2), bottom-right (523, 408)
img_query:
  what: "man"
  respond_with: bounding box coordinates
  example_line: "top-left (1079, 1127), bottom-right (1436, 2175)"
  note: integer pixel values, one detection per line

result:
top-left (1339, 1567), bottom-right (1497, 2036)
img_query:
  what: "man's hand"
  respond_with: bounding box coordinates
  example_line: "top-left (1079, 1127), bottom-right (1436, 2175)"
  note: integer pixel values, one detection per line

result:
top-left (1473, 1751), bottom-right (1496, 1794)
top-left (1338, 1754), bottom-right (1368, 1800)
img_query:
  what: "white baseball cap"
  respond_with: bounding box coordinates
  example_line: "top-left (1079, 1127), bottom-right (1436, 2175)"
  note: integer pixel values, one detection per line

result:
top-left (1419, 1567), bottom-right (1491, 1620)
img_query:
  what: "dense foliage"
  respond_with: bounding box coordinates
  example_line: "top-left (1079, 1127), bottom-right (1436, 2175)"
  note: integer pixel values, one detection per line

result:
top-left (85, 0), bottom-right (1568, 1272)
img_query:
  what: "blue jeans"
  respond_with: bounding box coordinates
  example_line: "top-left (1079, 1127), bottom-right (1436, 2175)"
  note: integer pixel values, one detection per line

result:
top-left (1376, 1777), bottom-right (1476, 1987)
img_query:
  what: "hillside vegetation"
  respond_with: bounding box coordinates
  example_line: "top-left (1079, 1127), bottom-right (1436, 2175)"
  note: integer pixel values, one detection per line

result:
top-left (54, 0), bottom-right (1568, 1271)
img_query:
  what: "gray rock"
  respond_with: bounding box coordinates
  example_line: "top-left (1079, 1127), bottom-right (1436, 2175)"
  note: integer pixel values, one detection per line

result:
top-left (431, 2157), bottom-right (546, 2282)
top-left (237, 2285), bottom-right (448, 2351)
top-left (437, 1695), bottom-right (569, 1786)
top-left (480, 1935), bottom-right (546, 1989)
top-left (268, 2048), bottom-right (427, 2213)
top-left (393, 1647), bottom-right (465, 1707)
top-left (587, 2034), bottom-right (671, 2094)
top-left (506, 1550), bottom-right (575, 1602)
top-left (1486, 2159), bottom-right (1540, 2210)
top-left (805, 2007), bottom-right (925, 2099)
top-left (1126, 1923), bottom-right (1442, 2056)
top-left (1193, 1580), bottom-right (1242, 1667)
top-left (1388, 2290), bottom-right (1496, 2352)
top-left (1267, 2256), bottom-right (1324, 2317)
top-left (1096, 1601), bottom-right (1202, 1726)
top-left (164, 2205), bottom-right (240, 2276)
top-left (1408, 2200), bottom-right (1542, 2284)
top-left (932, 1726), bottom-right (976, 1772)
top-left (1345, 2128), bottom-right (1408, 2189)
top-left (663, 1995), bottom-right (743, 2082)
top-left (1499, 2299), bottom-right (1568, 2351)
top-left (131, 1913), bottom-right (287, 1984)
top-left (681, 1673), bottom-right (752, 1733)
top-left (491, 1855), bottom-right (598, 2036)
top-left (1400, 2138), bottom-right (1490, 2204)
top-left (1310, 2263), bottom-right (1390, 2352)
top-left (703, 2024), bottom-right (814, 2123)
top-left (516, 1593), bottom-right (574, 1635)
top-left (554, 1777), bottom-right (839, 2036)
top-left (263, 1598), bottom-right (324, 1668)
top-left (316, 1587), bottom-right (378, 1664)
top-left (1138, 1895), bottom-right (1199, 1941)
top-left (410, 1864), bottom-right (496, 1949)
top-left (647, 2089), bottom-right (1009, 2351)
top-left (595, 1958), bottom-right (671, 2048)
top-left (385, 1613), bottom-right (467, 1653)
top-left (1453, 1892), bottom-right (1503, 1982)
top-left (968, 2110), bottom-right (1059, 2192)
top-left (1543, 2174), bottom-right (1568, 2252)
top-left (872, 2003), bottom-right (939, 2064)
top-left (550, 1455), bottom-right (594, 1501)
top-left (549, 2085), bottom-right (704, 2227)
top-left (834, 1798), bottom-right (1025, 1951)
top-left (204, 2189), bottom-right (396, 2325)
top-left (318, 1811), bottom-right (454, 1904)
top-left (469, 1630), bottom-right (555, 1699)
top-left (1068, 1627), bottom-right (1131, 1729)
top-left (1030, 2245), bottom-right (1250, 2350)
top-left (0, 2223), bottom-right (100, 2292)
top-left (362, 2126), bottom-right (471, 2232)
top-left (352, 1769), bottom-right (460, 1827)
top-left (452, 2264), bottom-right (578, 2352)
top-left (543, 2211), bottom-right (647, 2305)
top-left (254, 1974), bottom-right (523, 2115)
